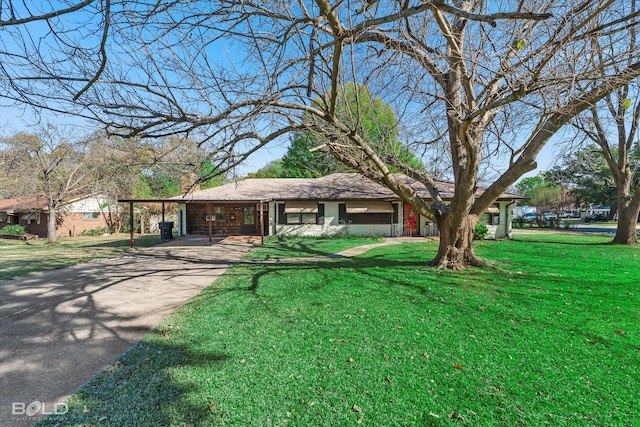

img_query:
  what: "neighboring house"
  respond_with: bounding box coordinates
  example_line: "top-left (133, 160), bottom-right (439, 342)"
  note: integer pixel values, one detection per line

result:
top-left (162, 173), bottom-right (521, 239)
top-left (0, 195), bottom-right (110, 238)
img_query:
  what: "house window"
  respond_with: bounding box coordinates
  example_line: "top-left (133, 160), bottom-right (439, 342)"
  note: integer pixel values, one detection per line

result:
top-left (83, 212), bottom-right (100, 220)
top-left (345, 202), bottom-right (394, 225)
top-left (284, 201), bottom-right (319, 224)
top-left (22, 212), bottom-right (40, 225)
top-left (481, 206), bottom-right (500, 225)
top-left (286, 213), bottom-right (317, 224)
top-left (277, 203), bottom-right (286, 225)
top-left (348, 213), bottom-right (392, 224)
top-left (0, 212), bottom-right (6, 223)
top-left (213, 206), bottom-right (225, 221)
top-left (318, 203), bottom-right (325, 225)
top-left (206, 206), bottom-right (225, 221)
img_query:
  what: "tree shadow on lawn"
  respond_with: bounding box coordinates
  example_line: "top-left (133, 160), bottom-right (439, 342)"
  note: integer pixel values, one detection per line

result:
top-left (242, 254), bottom-right (639, 351)
top-left (37, 339), bottom-right (232, 426)
top-left (511, 236), bottom-right (613, 246)
top-left (245, 256), bottom-right (454, 304)
top-left (251, 235), bottom-right (381, 259)
top-left (38, 250), bottom-right (639, 426)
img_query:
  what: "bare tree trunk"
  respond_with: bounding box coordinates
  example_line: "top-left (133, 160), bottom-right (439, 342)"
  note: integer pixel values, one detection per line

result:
top-left (47, 201), bottom-right (58, 244)
top-left (612, 186), bottom-right (640, 245)
top-left (432, 214), bottom-right (484, 269)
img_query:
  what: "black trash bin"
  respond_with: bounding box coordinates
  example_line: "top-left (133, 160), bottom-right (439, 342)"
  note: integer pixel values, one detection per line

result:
top-left (159, 221), bottom-right (174, 240)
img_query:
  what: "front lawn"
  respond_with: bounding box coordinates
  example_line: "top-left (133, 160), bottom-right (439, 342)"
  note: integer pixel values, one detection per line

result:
top-left (39, 235), bottom-right (639, 426)
top-left (0, 234), bottom-right (160, 281)
top-left (246, 234), bottom-right (382, 260)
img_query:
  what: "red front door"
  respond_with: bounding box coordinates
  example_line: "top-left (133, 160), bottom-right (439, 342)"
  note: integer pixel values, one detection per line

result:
top-left (404, 204), bottom-right (419, 236)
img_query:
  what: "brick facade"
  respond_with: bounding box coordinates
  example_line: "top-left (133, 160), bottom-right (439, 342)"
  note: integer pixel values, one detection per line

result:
top-left (186, 203), bottom-right (265, 236)
top-left (16, 211), bottom-right (109, 238)
top-left (1, 195), bottom-right (111, 238)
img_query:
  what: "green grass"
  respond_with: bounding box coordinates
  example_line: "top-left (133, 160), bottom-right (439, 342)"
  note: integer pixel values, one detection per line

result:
top-left (38, 235), bottom-right (640, 426)
top-left (511, 231), bottom-right (614, 245)
top-left (246, 235), bottom-right (382, 260)
top-left (0, 234), bottom-right (161, 281)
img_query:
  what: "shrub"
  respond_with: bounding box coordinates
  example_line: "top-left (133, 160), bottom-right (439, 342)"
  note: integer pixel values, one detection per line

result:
top-left (79, 227), bottom-right (112, 236)
top-left (513, 216), bottom-right (526, 228)
top-left (473, 223), bottom-right (488, 240)
top-left (0, 224), bottom-right (27, 235)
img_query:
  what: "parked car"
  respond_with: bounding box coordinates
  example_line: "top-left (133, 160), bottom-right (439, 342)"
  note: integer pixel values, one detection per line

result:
top-left (521, 212), bottom-right (538, 223)
top-left (584, 213), bottom-right (608, 222)
top-left (543, 212), bottom-right (558, 220)
top-left (561, 211), bottom-right (580, 218)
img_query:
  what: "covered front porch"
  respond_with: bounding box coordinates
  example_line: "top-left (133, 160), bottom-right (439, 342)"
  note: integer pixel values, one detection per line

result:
top-left (179, 201), bottom-right (269, 237)
top-left (118, 198), bottom-right (269, 248)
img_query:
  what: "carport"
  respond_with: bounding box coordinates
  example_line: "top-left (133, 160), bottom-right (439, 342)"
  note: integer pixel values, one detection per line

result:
top-left (118, 197), bottom-right (268, 247)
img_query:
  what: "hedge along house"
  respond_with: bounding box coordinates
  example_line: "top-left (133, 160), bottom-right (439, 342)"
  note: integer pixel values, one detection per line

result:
top-left (163, 173), bottom-right (521, 240)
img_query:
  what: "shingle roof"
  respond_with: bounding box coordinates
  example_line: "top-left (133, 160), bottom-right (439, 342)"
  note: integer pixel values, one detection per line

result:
top-left (172, 173), bottom-right (521, 202)
top-left (0, 196), bottom-right (48, 212)
top-left (0, 194), bottom-right (103, 212)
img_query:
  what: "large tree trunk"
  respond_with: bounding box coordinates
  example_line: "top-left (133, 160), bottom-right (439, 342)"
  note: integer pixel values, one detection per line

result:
top-left (47, 202), bottom-right (58, 244)
top-left (612, 189), bottom-right (640, 245)
top-left (431, 214), bottom-right (485, 270)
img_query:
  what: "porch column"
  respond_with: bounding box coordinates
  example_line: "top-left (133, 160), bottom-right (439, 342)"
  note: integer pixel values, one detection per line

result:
top-left (161, 202), bottom-right (166, 241)
top-left (505, 201), bottom-right (516, 238)
top-left (207, 203), bottom-right (212, 243)
top-left (259, 201), bottom-right (264, 245)
top-left (129, 202), bottom-right (134, 248)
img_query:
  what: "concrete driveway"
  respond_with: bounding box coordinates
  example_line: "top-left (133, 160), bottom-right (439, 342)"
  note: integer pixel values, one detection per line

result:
top-left (0, 237), bottom-right (256, 426)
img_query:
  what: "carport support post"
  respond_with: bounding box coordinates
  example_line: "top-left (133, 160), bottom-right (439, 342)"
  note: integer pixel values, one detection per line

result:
top-left (259, 201), bottom-right (264, 245)
top-left (129, 202), bottom-right (134, 248)
top-left (161, 202), bottom-right (166, 242)
top-left (207, 203), bottom-right (212, 243)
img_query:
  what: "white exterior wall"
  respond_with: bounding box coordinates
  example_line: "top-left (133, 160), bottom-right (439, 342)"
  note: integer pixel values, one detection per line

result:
top-left (483, 221), bottom-right (498, 239)
top-left (178, 203), bottom-right (187, 236)
top-left (419, 215), bottom-right (439, 237)
top-left (275, 201), bottom-right (345, 237)
top-left (268, 202), bottom-right (276, 236)
top-left (347, 224), bottom-right (402, 237)
top-left (178, 199), bottom-right (516, 239)
top-left (497, 201), bottom-right (514, 238)
top-left (66, 196), bottom-right (109, 213)
top-left (481, 201), bottom-right (514, 239)
top-left (274, 201), bottom-right (402, 237)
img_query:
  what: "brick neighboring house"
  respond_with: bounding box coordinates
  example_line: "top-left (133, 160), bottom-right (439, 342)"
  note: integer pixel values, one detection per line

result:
top-left (0, 195), bottom-right (110, 238)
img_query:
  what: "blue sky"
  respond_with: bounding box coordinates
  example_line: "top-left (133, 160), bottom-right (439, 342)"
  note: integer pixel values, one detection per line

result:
top-left (0, 2), bottom-right (562, 180)
top-left (0, 100), bottom-right (558, 180)
top-left (0, 101), bottom-right (291, 176)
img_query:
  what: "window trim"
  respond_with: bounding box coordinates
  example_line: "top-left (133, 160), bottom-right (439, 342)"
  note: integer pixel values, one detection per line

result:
top-left (83, 212), bottom-right (101, 221)
top-left (22, 212), bottom-right (40, 225)
top-left (206, 206), bottom-right (225, 221)
top-left (284, 200), bottom-right (318, 214)
top-left (346, 212), bottom-right (393, 225)
top-left (345, 201), bottom-right (394, 214)
top-left (278, 202), bottom-right (323, 225)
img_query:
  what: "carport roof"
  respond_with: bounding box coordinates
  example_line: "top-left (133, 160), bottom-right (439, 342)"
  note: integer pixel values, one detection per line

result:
top-left (117, 173), bottom-right (522, 203)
